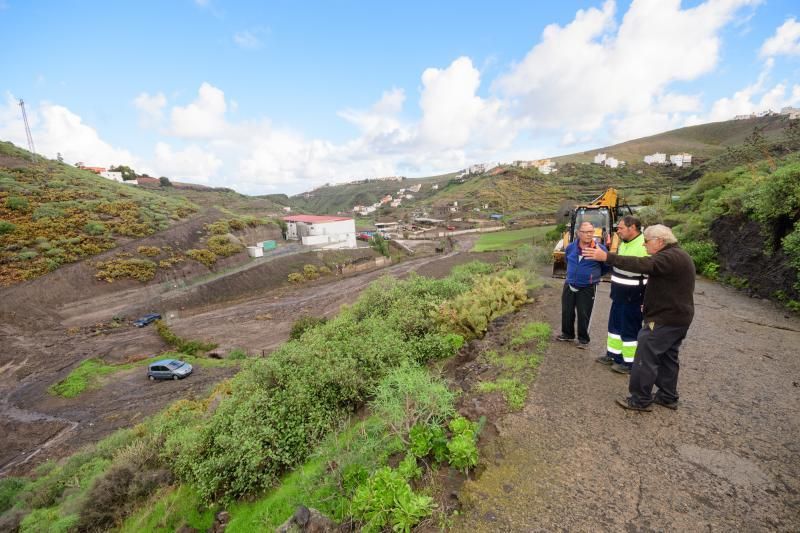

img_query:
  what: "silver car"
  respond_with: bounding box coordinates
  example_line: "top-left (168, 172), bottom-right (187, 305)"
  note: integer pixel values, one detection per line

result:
top-left (147, 359), bottom-right (193, 381)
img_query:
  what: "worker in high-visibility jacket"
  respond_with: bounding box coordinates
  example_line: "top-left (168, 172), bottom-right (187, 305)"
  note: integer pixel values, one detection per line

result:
top-left (596, 215), bottom-right (648, 374)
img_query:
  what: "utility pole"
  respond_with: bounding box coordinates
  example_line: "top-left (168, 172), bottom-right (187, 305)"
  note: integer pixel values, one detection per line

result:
top-left (19, 99), bottom-right (36, 157)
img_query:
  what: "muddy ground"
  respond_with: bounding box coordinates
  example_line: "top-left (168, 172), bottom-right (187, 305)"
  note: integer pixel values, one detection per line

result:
top-left (453, 275), bottom-right (800, 532)
top-left (0, 235), bottom-right (485, 476)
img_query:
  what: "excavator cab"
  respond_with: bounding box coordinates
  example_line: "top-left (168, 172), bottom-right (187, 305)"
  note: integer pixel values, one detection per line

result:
top-left (552, 188), bottom-right (631, 278)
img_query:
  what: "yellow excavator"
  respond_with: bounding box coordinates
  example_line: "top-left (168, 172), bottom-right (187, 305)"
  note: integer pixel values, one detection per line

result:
top-left (552, 187), bottom-right (633, 278)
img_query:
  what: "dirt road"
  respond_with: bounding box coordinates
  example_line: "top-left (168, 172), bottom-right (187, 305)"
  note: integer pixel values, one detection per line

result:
top-left (455, 277), bottom-right (800, 531)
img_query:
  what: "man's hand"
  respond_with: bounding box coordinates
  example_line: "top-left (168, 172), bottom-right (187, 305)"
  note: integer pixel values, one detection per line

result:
top-left (582, 246), bottom-right (607, 262)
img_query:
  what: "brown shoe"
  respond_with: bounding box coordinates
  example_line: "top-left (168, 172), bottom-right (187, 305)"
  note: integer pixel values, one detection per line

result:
top-left (615, 397), bottom-right (653, 412)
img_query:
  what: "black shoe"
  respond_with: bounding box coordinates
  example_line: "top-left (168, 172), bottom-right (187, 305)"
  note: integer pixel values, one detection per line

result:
top-left (575, 342), bottom-right (589, 350)
top-left (555, 334), bottom-right (574, 342)
top-left (595, 355), bottom-right (614, 365)
top-left (653, 397), bottom-right (679, 410)
top-left (615, 397), bottom-right (653, 412)
top-left (610, 363), bottom-right (631, 375)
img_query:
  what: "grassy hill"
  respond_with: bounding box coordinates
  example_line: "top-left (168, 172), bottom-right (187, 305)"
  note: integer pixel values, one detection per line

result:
top-left (0, 142), bottom-right (201, 285)
top-left (553, 115), bottom-right (788, 165)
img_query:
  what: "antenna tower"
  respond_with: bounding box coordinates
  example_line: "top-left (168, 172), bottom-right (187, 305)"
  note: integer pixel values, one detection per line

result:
top-left (19, 99), bottom-right (36, 156)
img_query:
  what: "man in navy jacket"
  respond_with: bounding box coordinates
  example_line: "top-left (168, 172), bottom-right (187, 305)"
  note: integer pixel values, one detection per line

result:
top-left (557, 222), bottom-right (609, 349)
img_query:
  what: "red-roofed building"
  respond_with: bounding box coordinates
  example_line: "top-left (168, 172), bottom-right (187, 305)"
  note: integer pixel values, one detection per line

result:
top-left (284, 215), bottom-right (356, 249)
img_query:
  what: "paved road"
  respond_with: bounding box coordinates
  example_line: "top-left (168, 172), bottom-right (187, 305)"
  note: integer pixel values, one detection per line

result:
top-left (455, 277), bottom-right (800, 531)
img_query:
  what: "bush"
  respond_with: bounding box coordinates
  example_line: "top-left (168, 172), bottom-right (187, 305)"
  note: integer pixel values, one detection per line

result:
top-left (84, 221), bottom-right (106, 235)
top-left (350, 466), bottom-right (435, 533)
top-left (289, 315), bottom-right (328, 340)
top-left (0, 220), bottom-right (15, 234)
top-left (227, 348), bottom-right (248, 360)
top-left (0, 477), bottom-right (26, 514)
top-left (95, 258), bottom-right (157, 283)
top-left (207, 235), bottom-right (242, 257)
top-left (186, 248), bottom-right (217, 268)
top-left (5, 196), bottom-right (29, 211)
top-left (287, 272), bottom-right (305, 283)
top-left (206, 220), bottom-right (230, 235)
top-left (681, 240), bottom-right (719, 279)
top-left (154, 320), bottom-right (217, 355)
top-left (303, 264), bottom-right (319, 280)
top-left (137, 246), bottom-right (162, 257)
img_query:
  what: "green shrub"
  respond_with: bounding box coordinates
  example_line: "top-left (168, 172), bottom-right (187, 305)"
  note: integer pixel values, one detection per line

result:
top-left (5, 196), bottom-right (29, 211)
top-left (476, 378), bottom-right (528, 410)
top-left (303, 264), bottom-right (319, 280)
top-left (681, 240), bottom-right (718, 279)
top-left (227, 348), bottom-right (248, 360)
top-left (0, 477), bottom-right (27, 514)
top-left (186, 249), bottom-right (217, 268)
top-left (350, 466), bottom-right (435, 533)
top-left (289, 315), bottom-right (328, 340)
top-left (17, 250), bottom-right (38, 261)
top-left (49, 358), bottom-right (118, 398)
top-left (32, 204), bottom-right (65, 220)
top-left (0, 220), bottom-right (16, 234)
top-left (206, 220), bottom-right (230, 235)
top-left (287, 272), bottom-right (304, 283)
top-left (84, 221), bottom-right (106, 235)
top-left (137, 246), bottom-right (162, 257)
top-left (95, 258), bottom-right (156, 283)
top-left (154, 320), bottom-right (217, 355)
top-left (510, 321), bottom-right (551, 350)
top-left (207, 235), bottom-right (241, 257)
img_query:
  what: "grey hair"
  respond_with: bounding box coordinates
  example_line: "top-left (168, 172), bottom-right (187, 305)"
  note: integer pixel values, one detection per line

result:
top-left (643, 224), bottom-right (677, 244)
top-left (578, 221), bottom-right (594, 229)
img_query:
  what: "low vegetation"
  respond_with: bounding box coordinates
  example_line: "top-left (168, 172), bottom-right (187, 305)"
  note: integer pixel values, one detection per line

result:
top-left (0, 143), bottom-right (196, 285)
top-left (471, 226), bottom-right (555, 252)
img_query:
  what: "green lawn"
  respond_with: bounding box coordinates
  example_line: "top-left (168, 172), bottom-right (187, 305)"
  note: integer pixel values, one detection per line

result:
top-left (472, 226), bottom-right (554, 252)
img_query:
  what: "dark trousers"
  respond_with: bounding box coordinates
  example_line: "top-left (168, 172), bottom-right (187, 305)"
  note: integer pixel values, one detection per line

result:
top-left (607, 301), bottom-right (643, 367)
top-left (629, 324), bottom-right (689, 406)
top-left (561, 283), bottom-right (597, 344)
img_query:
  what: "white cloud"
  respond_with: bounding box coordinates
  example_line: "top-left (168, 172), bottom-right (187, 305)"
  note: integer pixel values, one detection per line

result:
top-left (133, 91), bottom-right (167, 127)
top-left (149, 142), bottom-right (221, 182)
top-left (419, 56), bottom-right (516, 150)
top-left (706, 58), bottom-right (800, 120)
top-left (170, 82), bottom-right (228, 138)
top-left (233, 30), bottom-right (262, 49)
top-left (495, 0), bottom-right (759, 140)
top-left (760, 18), bottom-right (800, 57)
top-left (0, 93), bottom-right (138, 167)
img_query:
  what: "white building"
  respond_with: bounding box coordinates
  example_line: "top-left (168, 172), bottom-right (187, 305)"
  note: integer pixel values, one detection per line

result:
top-left (408, 184), bottom-right (422, 193)
top-left (605, 157), bottom-right (620, 168)
top-left (644, 153), bottom-right (667, 165)
top-left (593, 153), bottom-right (607, 165)
top-left (283, 215), bottom-right (356, 249)
top-left (781, 106), bottom-right (800, 119)
top-left (432, 184), bottom-right (439, 190)
top-left (670, 153), bottom-right (692, 167)
top-left (100, 170), bottom-right (123, 182)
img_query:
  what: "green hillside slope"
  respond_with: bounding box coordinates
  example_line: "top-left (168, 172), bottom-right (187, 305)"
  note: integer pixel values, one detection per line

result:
top-left (553, 115), bottom-right (787, 164)
top-left (0, 142), bottom-right (197, 285)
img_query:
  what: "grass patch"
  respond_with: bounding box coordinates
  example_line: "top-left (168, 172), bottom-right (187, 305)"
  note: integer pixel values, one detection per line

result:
top-left (48, 354), bottom-right (239, 398)
top-left (119, 484), bottom-right (217, 533)
top-left (476, 379), bottom-right (528, 410)
top-left (472, 226), bottom-right (554, 252)
top-left (510, 321), bottom-right (551, 350)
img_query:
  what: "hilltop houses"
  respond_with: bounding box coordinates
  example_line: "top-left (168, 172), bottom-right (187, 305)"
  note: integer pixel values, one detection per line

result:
top-left (643, 152), bottom-right (667, 165)
top-left (594, 154), bottom-right (625, 168)
top-left (669, 153), bottom-right (692, 167)
top-left (513, 159), bottom-right (557, 174)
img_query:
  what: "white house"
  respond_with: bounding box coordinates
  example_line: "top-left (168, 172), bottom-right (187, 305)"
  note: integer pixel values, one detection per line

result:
top-left (593, 153), bottom-right (607, 165)
top-left (100, 170), bottom-right (123, 183)
top-left (644, 153), bottom-right (667, 165)
top-left (781, 106), bottom-right (800, 119)
top-left (670, 153), bottom-right (692, 167)
top-left (605, 157), bottom-right (620, 168)
top-left (283, 215), bottom-right (357, 249)
top-left (408, 184), bottom-right (422, 193)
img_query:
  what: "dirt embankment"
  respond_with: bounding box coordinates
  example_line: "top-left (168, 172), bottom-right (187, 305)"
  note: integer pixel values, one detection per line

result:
top-left (453, 275), bottom-right (800, 531)
top-left (711, 214), bottom-right (800, 301)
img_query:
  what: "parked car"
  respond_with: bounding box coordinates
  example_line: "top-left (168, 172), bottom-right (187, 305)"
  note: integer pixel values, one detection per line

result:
top-left (147, 359), bottom-right (193, 381)
top-left (134, 313), bottom-right (161, 327)
top-left (446, 225), bottom-right (456, 231)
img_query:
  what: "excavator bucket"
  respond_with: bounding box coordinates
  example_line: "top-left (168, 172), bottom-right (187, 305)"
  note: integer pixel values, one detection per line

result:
top-left (552, 255), bottom-right (567, 278)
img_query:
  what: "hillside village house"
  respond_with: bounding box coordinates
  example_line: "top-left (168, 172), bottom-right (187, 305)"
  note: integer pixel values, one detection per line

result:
top-left (100, 170), bottom-right (123, 182)
top-left (283, 215), bottom-right (357, 249)
top-left (670, 153), bottom-right (692, 167)
top-left (644, 152), bottom-right (667, 165)
top-left (593, 153), bottom-right (607, 165)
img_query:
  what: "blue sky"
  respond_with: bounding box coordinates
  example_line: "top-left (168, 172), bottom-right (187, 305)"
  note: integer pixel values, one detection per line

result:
top-left (1, 0), bottom-right (799, 195)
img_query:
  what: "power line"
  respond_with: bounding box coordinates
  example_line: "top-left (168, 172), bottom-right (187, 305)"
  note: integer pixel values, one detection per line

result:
top-left (19, 99), bottom-right (36, 157)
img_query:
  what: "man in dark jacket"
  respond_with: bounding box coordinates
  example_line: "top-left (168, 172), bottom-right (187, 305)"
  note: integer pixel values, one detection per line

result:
top-left (557, 222), bottom-right (608, 349)
top-left (582, 224), bottom-right (695, 411)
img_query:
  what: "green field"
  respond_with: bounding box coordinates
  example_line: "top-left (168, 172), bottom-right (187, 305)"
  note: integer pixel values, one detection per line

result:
top-left (472, 226), bottom-right (555, 252)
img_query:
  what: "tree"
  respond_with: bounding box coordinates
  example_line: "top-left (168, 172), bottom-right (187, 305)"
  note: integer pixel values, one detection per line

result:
top-left (109, 165), bottom-right (137, 181)
top-left (56, 152), bottom-right (64, 163)
top-left (159, 177), bottom-right (172, 187)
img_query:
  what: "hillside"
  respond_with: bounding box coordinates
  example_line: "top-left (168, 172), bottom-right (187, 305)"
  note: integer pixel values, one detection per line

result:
top-left (553, 115), bottom-right (788, 164)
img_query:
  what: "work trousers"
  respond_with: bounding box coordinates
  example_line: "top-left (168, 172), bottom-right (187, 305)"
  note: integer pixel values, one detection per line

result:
top-left (629, 324), bottom-right (689, 407)
top-left (560, 283), bottom-right (597, 344)
top-left (607, 301), bottom-right (643, 367)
